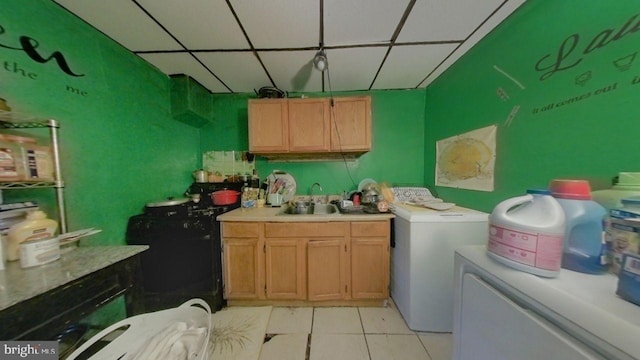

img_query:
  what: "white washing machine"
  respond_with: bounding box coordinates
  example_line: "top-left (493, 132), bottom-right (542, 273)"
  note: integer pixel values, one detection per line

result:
top-left (391, 202), bottom-right (488, 332)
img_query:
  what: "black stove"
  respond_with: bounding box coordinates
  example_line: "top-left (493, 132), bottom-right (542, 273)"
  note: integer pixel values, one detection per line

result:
top-left (125, 181), bottom-right (244, 312)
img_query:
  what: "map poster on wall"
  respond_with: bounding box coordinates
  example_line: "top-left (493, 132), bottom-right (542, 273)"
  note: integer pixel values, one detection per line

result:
top-left (436, 125), bottom-right (497, 192)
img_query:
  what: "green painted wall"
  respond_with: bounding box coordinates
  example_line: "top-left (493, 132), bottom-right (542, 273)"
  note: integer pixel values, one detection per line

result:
top-left (1, 0), bottom-right (199, 245)
top-left (426, 0), bottom-right (640, 212)
top-left (202, 90), bottom-right (427, 196)
top-left (14, 0), bottom-right (628, 246)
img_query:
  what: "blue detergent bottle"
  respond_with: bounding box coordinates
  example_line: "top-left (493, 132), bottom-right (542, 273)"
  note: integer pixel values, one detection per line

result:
top-left (550, 179), bottom-right (609, 274)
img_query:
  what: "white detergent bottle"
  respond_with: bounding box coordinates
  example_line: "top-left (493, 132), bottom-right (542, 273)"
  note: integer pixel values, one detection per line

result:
top-left (6, 210), bottom-right (58, 261)
top-left (487, 189), bottom-right (566, 277)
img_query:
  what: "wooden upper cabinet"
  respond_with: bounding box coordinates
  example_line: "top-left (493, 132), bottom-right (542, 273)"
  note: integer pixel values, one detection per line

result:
top-left (248, 96), bottom-right (371, 156)
top-left (288, 98), bottom-right (331, 152)
top-left (330, 96), bottom-right (371, 152)
top-left (248, 99), bottom-right (288, 153)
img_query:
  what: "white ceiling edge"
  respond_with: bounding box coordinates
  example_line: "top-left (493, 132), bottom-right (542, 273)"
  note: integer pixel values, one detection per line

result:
top-left (420, 0), bottom-right (527, 88)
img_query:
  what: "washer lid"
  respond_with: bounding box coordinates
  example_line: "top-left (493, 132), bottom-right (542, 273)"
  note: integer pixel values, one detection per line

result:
top-left (392, 202), bottom-right (488, 222)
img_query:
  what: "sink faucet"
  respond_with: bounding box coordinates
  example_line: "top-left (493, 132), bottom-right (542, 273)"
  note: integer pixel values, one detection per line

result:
top-left (310, 182), bottom-right (323, 204)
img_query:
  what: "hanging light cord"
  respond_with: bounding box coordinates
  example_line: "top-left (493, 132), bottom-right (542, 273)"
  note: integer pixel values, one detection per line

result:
top-left (325, 65), bottom-right (358, 190)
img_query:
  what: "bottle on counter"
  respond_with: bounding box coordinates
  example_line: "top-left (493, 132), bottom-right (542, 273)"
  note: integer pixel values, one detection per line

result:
top-left (487, 189), bottom-right (566, 278)
top-left (6, 210), bottom-right (58, 261)
top-left (549, 179), bottom-right (609, 274)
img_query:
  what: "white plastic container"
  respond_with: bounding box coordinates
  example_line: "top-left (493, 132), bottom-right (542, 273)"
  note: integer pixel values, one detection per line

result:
top-left (6, 210), bottom-right (58, 261)
top-left (487, 189), bottom-right (566, 277)
top-left (592, 172), bottom-right (640, 210)
top-left (19, 236), bottom-right (60, 268)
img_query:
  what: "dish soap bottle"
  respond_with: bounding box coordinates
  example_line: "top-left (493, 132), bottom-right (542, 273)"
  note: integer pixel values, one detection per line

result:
top-left (6, 210), bottom-right (58, 261)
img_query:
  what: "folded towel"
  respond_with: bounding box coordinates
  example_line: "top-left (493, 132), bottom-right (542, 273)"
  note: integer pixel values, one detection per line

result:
top-left (126, 322), bottom-right (207, 360)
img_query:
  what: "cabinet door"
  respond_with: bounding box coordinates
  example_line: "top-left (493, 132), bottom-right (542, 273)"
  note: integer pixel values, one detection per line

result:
top-left (288, 98), bottom-right (331, 152)
top-left (330, 96), bottom-right (371, 152)
top-left (455, 274), bottom-right (605, 360)
top-left (307, 238), bottom-right (347, 301)
top-left (265, 238), bottom-right (306, 299)
top-left (351, 237), bottom-right (389, 299)
top-left (248, 99), bottom-right (289, 152)
top-left (222, 238), bottom-right (261, 299)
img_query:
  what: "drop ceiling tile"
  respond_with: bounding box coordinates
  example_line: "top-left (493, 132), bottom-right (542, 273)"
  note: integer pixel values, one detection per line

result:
top-left (324, 47), bottom-right (388, 92)
top-left (138, 53), bottom-right (229, 93)
top-left (373, 44), bottom-right (458, 90)
top-left (259, 50), bottom-right (325, 93)
top-left (418, 0), bottom-right (527, 87)
top-left (136, 0), bottom-right (248, 49)
top-left (54, 0), bottom-right (181, 51)
top-left (398, 0), bottom-right (506, 42)
top-left (324, 0), bottom-right (411, 46)
top-left (230, 1), bottom-right (318, 49)
top-left (195, 52), bottom-right (271, 93)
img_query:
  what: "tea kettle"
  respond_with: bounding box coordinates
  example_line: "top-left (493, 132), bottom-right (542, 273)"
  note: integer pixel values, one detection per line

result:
top-left (193, 169), bottom-right (208, 183)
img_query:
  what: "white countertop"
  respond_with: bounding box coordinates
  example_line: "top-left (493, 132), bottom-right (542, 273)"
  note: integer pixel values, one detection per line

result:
top-left (0, 245), bottom-right (148, 311)
top-left (217, 206), bottom-right (395, 222)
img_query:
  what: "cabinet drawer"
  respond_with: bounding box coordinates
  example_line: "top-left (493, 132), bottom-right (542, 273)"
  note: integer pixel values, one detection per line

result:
top-left (351, 221), bottom-right (390, 237)
top-left (265, 222), bottom-right (346, 238)
top-left (222, 222), bottom-right (260, 238)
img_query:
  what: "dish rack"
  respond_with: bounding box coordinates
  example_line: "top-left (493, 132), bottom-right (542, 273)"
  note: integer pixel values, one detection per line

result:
top-left (66, 298), bottom-right (212, 360)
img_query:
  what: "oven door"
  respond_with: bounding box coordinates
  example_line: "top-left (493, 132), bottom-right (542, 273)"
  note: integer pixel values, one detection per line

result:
top-left (126, 214), bottom-right (223, 311)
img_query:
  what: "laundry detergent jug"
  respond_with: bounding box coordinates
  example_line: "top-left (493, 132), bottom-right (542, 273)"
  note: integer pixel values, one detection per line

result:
top-left (487, 189), bottom-right (565, 278)
top-left (550, 179), bottom-right (609, 274)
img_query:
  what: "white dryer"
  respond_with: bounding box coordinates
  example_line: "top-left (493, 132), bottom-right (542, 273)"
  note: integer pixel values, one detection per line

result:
top-left (391, 202), bottom-right (488, 332)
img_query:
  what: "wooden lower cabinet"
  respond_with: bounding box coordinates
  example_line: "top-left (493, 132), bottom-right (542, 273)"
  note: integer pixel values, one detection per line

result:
top-left (222, 237), bottom-right (261, 299)
top-left (222, 222), bottom-right (262, 299)
top-left (307, 238), bottom-right (348, 301)
top-left (222, 220), bottom-right (390, 304)
top-left (265, 238), bottom-right (306, 299)
top-left (351, 238), bottom-right (389, 299)
top-left (350, 221), bottom-right (390, 299)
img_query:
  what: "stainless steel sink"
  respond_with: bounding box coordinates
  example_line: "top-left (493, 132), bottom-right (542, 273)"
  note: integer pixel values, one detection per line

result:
top-left (277, 203), bottom-right (340, 216)
top-left (312, 203), bottom-right (339, 215)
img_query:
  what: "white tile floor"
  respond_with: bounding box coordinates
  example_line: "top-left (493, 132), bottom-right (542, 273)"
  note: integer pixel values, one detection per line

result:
top-left (257, 300), bottom-right (452, 360)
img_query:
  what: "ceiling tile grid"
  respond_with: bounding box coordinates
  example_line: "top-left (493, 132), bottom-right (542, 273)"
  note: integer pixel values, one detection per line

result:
top-left (55, 0), bottom-right (182, 51)
top-left (231, 0), bottom-right (319, 49)
top-left (137, 0), bottom-right (249, 49)
top-left (53, 0), bottom-right (527, 94)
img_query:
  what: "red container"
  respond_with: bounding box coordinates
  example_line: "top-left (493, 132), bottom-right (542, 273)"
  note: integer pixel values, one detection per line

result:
top-left (211, 190), bottom-right (240, 205)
